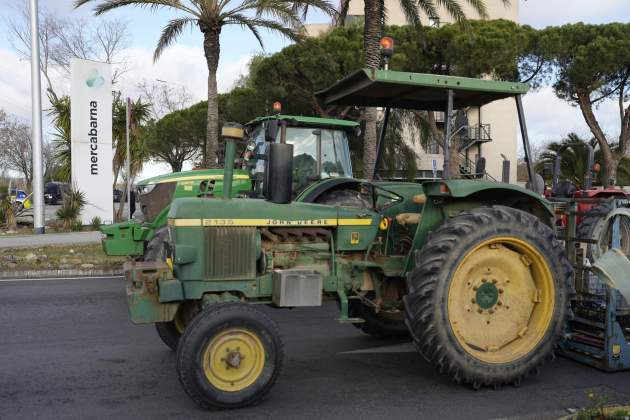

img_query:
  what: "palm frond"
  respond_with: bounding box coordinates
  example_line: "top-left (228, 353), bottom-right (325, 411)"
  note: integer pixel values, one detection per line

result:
top-left (291, 0), bottom-right (337, 20)
top-left (226, 16), bottom-right (302, 43)
top-left (462, 0), bottom-right (489, 19)
top-left (229, 14), bottom-right (266, 47)
top-left (75, 0), bottom-right (200, 17)
top-left (434, 0), bottom-right (466, 23)
top-left (398, 0), bottom-right (420, 26)
top-left (417, 0), bottom-right (438, 22)
top-left (153, 17), bottom-right (196, 62)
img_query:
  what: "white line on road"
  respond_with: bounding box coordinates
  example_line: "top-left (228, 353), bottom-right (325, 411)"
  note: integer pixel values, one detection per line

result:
top-left (0, 275), bottom-right (123, 283)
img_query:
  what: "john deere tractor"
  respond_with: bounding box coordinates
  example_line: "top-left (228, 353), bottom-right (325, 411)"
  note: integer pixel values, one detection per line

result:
top-left (123, 68), bottom-right (572, 409)
top-left (101, 114), bottom-right (359, 262)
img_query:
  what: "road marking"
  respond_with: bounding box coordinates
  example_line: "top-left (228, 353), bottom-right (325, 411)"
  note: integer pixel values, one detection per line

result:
top-left (0, 275), bottom-right (123, 283)
top-left (339, 342), bottom-right (416, 354)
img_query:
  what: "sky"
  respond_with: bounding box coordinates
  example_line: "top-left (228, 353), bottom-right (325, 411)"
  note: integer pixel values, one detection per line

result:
top-left (0, 0), bottom-right (629, 178)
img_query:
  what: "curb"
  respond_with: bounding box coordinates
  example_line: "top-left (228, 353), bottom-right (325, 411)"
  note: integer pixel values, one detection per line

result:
top-left (0, 268), bottom-right (123, 279)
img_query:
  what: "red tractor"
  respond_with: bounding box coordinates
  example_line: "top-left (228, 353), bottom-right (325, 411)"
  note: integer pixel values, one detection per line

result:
top-left (545, 142), bottom-right (629, 259)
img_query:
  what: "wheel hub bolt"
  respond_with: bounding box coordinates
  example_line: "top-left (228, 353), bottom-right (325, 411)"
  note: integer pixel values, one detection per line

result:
top-left (225, 350), bottom-right (243, 369)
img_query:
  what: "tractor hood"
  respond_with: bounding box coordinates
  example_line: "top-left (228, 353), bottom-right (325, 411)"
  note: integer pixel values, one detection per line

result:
top-left (138, 168), bottom-right (250, 187)
top-left (168, 197), bottom-right (377, 227)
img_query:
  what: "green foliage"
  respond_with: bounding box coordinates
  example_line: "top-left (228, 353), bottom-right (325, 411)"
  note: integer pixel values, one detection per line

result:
top-left (48, 93), bottom-right (71, 182)
top-left (145, 103), bottom-right (204, 172)
top-left (0, 195), bottom-right (17, 231)
top-left (535, 23), bottom-right (630, 183)
top-left (90, 216), bottom-right (102, 230)
top-left (56, 187), bottom-right (86, 231)
top-left (536, 133), bottom-right (630, 187)
top-left (71, 219), bottom-right (84, 232)
top-left (575, 389), bottom-right (630, 420)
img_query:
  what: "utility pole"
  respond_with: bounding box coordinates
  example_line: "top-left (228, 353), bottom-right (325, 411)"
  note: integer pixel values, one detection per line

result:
top-left (29, 0), bottom-right (45, 234)
top-left (126, 97), bottom-right (131, 220)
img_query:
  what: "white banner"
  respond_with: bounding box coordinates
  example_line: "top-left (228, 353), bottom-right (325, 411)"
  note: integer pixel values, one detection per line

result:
top-left (70, 59), bottom-right (113, 224)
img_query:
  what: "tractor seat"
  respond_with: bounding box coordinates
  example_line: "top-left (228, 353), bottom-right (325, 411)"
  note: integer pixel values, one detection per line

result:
top-left (396, 213), bottom-right (422, 225)
top-left (412, 194), bottom-right (427, 204)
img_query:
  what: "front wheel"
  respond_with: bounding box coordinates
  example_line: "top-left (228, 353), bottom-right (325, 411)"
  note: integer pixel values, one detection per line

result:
top-left (404, 206), bottom-right (572, 388)
top-left (176, 303), bottom-right (283, 409)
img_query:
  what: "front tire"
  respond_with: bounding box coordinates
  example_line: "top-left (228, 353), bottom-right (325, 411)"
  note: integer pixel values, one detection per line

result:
top-left (404, 206), bottom-right (572, 388)
top-left (176, 303), bottom-right (283, 409)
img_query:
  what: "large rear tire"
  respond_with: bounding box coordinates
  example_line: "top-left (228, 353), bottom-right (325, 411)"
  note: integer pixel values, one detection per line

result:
top-left (404, 206), bottom-right (572, 388)
top-left (176, 303), bottom-right (283, 409)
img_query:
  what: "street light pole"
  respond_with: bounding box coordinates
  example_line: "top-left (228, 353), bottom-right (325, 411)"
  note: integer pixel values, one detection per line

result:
top-left (29, 0), bottom-right (45, 234)
top-left (126, 97), bottom-right (131, 221)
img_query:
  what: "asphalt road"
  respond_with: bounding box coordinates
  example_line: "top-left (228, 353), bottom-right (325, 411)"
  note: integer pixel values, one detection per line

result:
top-left (1, 277), bottom-right (630, 420)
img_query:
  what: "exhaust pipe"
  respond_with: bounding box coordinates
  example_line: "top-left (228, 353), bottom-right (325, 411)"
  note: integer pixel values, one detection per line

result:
top-left (222, 123), bottom-right (245, 200)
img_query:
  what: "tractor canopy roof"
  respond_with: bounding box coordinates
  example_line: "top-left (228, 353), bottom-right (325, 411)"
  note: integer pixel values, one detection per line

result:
top-left (246, 114), bottom-right (359, 129)
top-left (315, 69), bottom-right (529, 111)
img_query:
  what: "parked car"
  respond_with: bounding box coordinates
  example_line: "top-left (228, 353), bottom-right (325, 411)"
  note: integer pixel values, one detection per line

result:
top-left (9, 188), bottom-right (31, 211)
top-left (44, 182), bottom-right (70, 205)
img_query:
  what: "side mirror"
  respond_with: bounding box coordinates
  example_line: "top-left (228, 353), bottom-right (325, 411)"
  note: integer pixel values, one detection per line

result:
top-left (542, 162), bottom-right (553, 178)
top-left (265, 120), bottom-right (279, 142)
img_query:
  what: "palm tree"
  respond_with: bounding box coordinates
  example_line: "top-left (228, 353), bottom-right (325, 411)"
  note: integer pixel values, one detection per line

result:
top-left (76, 0), bottom-right (336, 168)
top-left (337, 0), bottom-right (508, 180)
top-left (536, 133), bottom-right (595, 189)
top-left (537, 133), bottom-right (630, 188)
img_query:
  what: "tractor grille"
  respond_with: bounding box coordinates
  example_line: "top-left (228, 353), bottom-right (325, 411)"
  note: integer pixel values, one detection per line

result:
top-left (205, 227), bottom-right (257, 279)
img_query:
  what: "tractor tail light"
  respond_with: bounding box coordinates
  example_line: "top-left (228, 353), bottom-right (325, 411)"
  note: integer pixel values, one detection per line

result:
top-left (439, 184), bottom-right (450, 194)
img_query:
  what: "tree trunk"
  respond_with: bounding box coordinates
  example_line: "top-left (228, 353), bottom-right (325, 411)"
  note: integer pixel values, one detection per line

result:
top-left (202, 26), bottom-right (221, 169)
top-left (170, 160), bottom-right (183, 172)
top-left (576, 89), bottom-right (616, 186)
top-left (362, 0), bottom-right (383, 180)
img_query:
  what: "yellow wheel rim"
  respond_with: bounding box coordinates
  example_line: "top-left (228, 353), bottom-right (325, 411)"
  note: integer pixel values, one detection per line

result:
top-left (173, 311), bottom-right (186, 334)
top-left (447, 237), bottom-right (555, 364)
top-left (202, 328), bottom-right (266, 392)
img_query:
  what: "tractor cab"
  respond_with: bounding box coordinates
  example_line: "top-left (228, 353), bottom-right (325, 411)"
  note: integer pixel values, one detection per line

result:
top-left (244, 114), bottom-right (358, 196)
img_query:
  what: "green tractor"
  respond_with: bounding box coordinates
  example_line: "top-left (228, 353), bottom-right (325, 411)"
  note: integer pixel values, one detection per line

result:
top-left (123, 68), bottom-right (572, 409)
top-left (101, 114), bottom-right (359, 261)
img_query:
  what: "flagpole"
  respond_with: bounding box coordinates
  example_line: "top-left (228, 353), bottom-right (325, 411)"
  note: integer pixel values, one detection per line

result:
top-left (126, 97), bottom-right (131, 220)
top-left (29, 0), bottom-right (45, 234)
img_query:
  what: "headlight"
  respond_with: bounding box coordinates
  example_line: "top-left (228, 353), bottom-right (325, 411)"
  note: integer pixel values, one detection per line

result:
top-left (139, 183), bottom-right (156, 195)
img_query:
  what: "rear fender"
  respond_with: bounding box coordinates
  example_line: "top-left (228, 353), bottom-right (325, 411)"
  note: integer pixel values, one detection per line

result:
top-left (403, 180), bottom-right (554, 272)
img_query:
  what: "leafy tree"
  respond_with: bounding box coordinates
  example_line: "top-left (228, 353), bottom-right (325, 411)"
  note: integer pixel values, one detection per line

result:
top-left (76, 0), bottom-right (336, 169)
top-left (243, 21), bottom-right (537, 177)
top-left (537, 23), bottom-right (630, 185)
top-left (336, 0), bottom-right (507, 180)
top-left (145, 104), bottom-right (205, 172)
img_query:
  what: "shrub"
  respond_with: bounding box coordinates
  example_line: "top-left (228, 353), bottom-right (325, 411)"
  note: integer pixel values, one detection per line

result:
top-left (89, 216), bottom-right (102, 230)
top-left (56, 187), bottom-right (86, 231)
top-left (71, 220), bottom-right (83, 232)
top-left (0, 195), bottom-right (17, 231)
